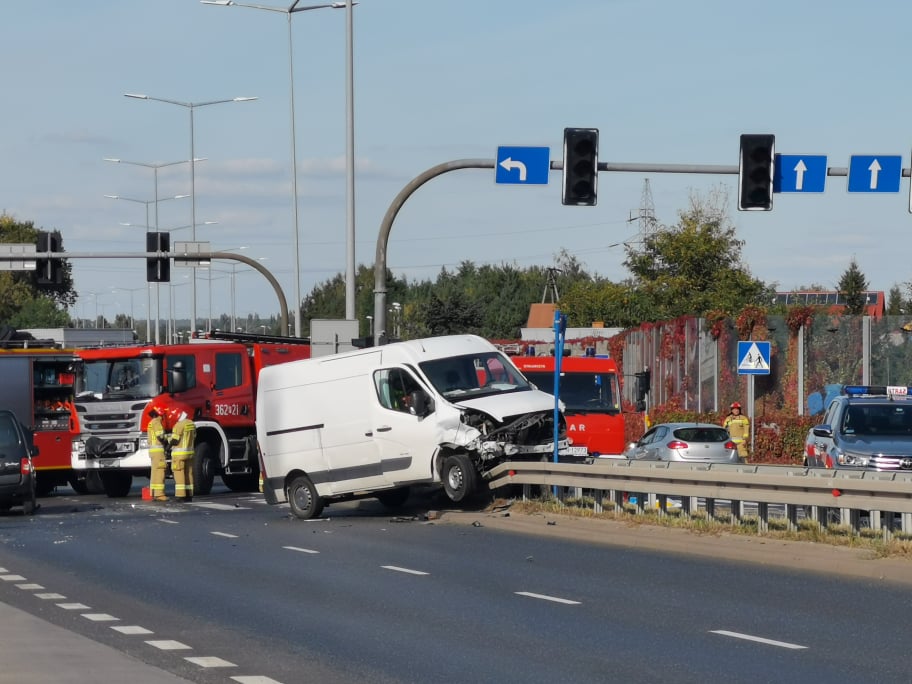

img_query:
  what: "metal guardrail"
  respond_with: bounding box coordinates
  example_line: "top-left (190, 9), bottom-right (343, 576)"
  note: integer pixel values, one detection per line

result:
top-left (486, 460), bottom-right (912, 538)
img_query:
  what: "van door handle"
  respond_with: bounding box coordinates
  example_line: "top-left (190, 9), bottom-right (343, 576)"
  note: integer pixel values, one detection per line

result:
top-left (364, 431), bottom-right (373, 437)
top-left (376, 426), bottom-right (392, 432)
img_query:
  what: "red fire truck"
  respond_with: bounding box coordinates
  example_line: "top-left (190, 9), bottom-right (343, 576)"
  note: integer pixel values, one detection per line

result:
top-left (0, 349), bottom-right (81, 495)
top-left (71, 332), bottom-right (311, 497)
top-left (510, 351), bottom-right (625, 458)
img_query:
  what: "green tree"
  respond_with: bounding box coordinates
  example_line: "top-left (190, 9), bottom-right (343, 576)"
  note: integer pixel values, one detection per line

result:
top-left (887, 285), bottom-right (905, 315)
top-left (0, 214), bottom-right (76, 326)
top-left (620, 187), bottom-right (770, 321)
top-left (837, 258), bottom-right (868, 315)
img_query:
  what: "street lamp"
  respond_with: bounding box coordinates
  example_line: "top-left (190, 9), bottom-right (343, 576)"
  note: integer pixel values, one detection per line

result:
top-left (201, 0), bottom-right (355, 333)
top-left (124, 92), bottom-right (257, 334)
top-left (106, 191), bottom-right (191, 343)
top-left (111, 286), bottom-right (145, 330)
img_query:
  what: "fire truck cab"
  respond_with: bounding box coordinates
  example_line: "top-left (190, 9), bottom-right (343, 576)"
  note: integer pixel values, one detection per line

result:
top-left (510, 350), bottom-right (625, 458)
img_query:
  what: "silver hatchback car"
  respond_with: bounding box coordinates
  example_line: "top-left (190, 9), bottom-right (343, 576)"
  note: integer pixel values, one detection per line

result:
top-left (625, 422), bottom-right (741, 463)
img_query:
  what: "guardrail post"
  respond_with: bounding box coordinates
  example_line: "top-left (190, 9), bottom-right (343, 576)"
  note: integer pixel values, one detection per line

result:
top-left (757, 502), bottom-right (769, 533)
top-left (902, 512), bottom-right (912, 535)
top-left (786, 504), bottom-right (798, 532)
top-left (705, 497), bottom-right (716, 520)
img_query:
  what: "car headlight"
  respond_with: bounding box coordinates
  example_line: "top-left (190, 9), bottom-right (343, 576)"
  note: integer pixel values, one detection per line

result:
top-left (836, 450), bottom-right (870, 467)
top-left (139, 437), bottom-right (149, 449)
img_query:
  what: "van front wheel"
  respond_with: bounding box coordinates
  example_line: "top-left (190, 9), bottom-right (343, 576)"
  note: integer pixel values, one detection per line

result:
top-left (442, 454), bottom-right (477, 503)
top-left (287, 475), bottom-right (324, 520)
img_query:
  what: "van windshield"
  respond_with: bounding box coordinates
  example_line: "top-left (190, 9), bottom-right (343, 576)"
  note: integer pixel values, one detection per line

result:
top-left (420, 352), bottom-right (530, 400)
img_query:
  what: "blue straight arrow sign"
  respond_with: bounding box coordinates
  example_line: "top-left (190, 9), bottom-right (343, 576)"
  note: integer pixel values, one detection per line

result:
top-left (848, 155), bottom-right (902, 193)
top-left (774, 154), bottom-right (826, 193)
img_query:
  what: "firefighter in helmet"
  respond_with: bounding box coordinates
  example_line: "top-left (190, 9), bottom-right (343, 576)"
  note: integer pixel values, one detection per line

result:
top-left (146, 407), bottom-right (169, 502)
top-left (723, 401), bottom-right (750, 462)
top-left (168, 409), bottom-right (196, 502)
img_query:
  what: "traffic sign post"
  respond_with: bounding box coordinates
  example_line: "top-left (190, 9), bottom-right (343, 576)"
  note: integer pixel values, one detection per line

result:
top-left (495, 146), bottom-right (550, 184)
top-left (774, 154), bottom-right (827, 193)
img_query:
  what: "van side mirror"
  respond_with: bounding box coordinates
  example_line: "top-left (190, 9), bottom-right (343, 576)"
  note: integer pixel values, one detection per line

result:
top-left (409, 389), bottom-right (433, 418)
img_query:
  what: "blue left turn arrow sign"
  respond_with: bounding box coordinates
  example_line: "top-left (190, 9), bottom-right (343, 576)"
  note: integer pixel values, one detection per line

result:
top-left (495, 146), bottom-right (550, 185)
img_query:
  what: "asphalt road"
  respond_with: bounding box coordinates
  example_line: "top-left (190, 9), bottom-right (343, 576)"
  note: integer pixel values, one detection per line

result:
top-left (0, 483), bottom-right (911, 683)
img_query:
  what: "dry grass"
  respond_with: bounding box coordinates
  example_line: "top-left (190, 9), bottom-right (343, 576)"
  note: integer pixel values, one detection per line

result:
top-left (501, 497), bottom-right (912, 559)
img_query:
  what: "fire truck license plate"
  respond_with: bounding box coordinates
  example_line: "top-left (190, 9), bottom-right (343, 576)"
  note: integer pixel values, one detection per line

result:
top-left (565, 446), bottom-right (588, 456)
top-left (116, 442), bottom-right (134, 453)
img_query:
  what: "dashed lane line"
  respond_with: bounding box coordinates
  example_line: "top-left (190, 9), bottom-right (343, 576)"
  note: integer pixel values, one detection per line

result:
top-left (211, 531), bottom-right (239, 539)
top-left (185, 656), bottom-right (236, 668)
top-left (381, 565), bottom-right (429, 576)
top-left (232, 677), bottom-right (285, 684)
top-left (515, 591), bottom-right (581, 605)
top-left (82, 613), bottom-right (120, 622)
top-left (282, 546), bottom-right (319, 554)
top-left (0, 574), bottom-right (27, 582)
top-left (146, 640), bottom-right (192, 651)
top-left (111, 625), bottom-right (154, 635)
top-left (34, 593), bottom-right (66, 600)
top-left (710, 630), bottom-right (807, 650)
top-left (16, 583), bottom-right (44, 590)
top-left (57, 602), bottom-right (91, 610)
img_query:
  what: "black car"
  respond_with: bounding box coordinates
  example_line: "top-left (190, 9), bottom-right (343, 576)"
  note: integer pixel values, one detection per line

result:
top-left (0, 409), bottom-right (38, 515)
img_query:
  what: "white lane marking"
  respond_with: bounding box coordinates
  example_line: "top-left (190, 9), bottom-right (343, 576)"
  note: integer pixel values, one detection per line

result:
top-left (82, 613), bottom-right (119, 622)
top-left (185, 656), bottom-right (236, 668)
top-left (193, 503), bottom-right (250, 511)
top-left (0, 574), bottom-right (27, 582)
top-left (57, 603), bottom-right (91, 610)
top-left (16, 583), bottom-right (43, 590)
top-left (146, 640), bottom-right (192, 650)
top-left (283, 546), bottom-right (319, 554)
top-left (111, 625), bottom-right (154, 635)
top-left (159, 518), bottom-right (179, 524)
top-left (232, 677), bottom-right (285, 684)
top-left (710, 630), bottom-right (808, 650)
top-left (381, 565), bottom-right (429, 576)
top-left (0, 567), bottom-right (6, 572)
top-left (211, 531), bottom-right (239, 539)
top-left (35, 593), bottom-right (66, 600)
top-left (515, 591), bottom-right (581, 605)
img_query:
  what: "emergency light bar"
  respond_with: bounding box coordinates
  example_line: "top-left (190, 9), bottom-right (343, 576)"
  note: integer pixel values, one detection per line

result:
top-left (843, 385), bottom-right (912, 397)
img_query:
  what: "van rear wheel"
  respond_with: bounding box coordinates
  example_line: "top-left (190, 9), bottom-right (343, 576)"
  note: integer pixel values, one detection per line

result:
top-left (287, 475), bottom-right (324, 519)
top-left (442, 454), bottom-right (477, 503)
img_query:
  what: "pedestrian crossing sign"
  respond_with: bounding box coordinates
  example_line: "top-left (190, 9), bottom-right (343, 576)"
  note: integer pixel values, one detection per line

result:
top-left (737, 341), bottom-right (771, 375)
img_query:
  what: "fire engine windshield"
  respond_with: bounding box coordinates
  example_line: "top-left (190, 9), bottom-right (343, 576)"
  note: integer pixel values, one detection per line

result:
top-left (523, 371), bottom-right (620, 413)
top-left (420, 352), bottom-right (530, 400)
top-left (74, 357), bottom-right (163, 401)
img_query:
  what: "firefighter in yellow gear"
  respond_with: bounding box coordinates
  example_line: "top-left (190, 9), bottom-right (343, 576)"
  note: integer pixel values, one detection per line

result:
top-left (146, 408), bottom-right (169, 501)
top-left (723, 401), bottom-right (750, 462)
top-left (169, 411), bottom-right (196, 502)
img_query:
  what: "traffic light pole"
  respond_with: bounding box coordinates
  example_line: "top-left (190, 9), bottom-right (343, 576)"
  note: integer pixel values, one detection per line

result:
top-left (0, 250), bottom-right (291, 339)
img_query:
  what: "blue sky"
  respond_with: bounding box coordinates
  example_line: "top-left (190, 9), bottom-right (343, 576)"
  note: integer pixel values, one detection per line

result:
top-left (3, 0), bottom-right (912, 327)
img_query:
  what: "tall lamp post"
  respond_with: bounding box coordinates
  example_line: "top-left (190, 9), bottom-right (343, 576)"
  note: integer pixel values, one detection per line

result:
top-left (105, 157), bottom-right (200, 344)
top-left (201, 0), bottom-right (355, 333)
top-left (105, 191), bottom-right (190, 344)
top-left (111, 286), bottom-right (145, 331)
top-left (124, 92), bottom-right (257, 335)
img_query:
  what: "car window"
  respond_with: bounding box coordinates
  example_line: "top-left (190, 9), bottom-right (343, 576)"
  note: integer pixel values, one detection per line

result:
top-left (0, 414), bottom-right (23, 461)
top-left (674, 427), bottom-right (728, 443)
top-left (374, 368), bottom-right (423, 414)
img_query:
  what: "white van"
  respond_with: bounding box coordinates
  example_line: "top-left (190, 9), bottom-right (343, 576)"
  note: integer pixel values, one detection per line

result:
top-left (256, 334), bottom-right (579, 518)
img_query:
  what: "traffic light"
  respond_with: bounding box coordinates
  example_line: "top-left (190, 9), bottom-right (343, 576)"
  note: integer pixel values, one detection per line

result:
top-left (738, 134), bottom-right (775, 211)
top-left (562, 127), bottom-right (599, 206)
top-left (146, 232), bottom-right (170, 283)
top-left (36, 230), bottom-right (63, 285)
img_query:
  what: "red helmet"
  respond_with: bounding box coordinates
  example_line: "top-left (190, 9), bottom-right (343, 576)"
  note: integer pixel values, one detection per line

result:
top-left (730, 402), bottom-right (741, 409)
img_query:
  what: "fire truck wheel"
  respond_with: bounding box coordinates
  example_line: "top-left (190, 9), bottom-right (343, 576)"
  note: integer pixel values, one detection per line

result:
top-left (287, 475), bottom-right (324, 519)
top-left (193, 442), bottom-right (216, 495)
top-left (100, 471), bottom-right (132, 498)
top-left (376, 486), bottom-right (410, 509)
top-left (442, 453), bottom-right (477, 503)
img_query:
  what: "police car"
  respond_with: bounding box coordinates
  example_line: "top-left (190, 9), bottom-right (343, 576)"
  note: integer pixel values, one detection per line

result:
top-left (805, 385), bottom-right (912, 471)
